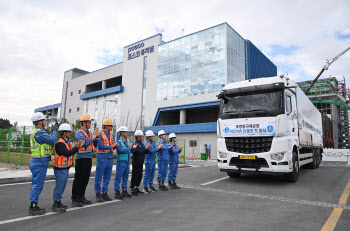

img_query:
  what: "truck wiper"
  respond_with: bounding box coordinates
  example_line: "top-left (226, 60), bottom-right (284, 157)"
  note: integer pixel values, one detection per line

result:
top-left (223, 110), bottom-right (241, 117)
top-left (244, 109), bottom-right (273, 116)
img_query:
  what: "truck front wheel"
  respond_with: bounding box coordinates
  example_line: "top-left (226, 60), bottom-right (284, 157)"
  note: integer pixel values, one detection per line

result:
top-left (227, 172), bottom-right (241, 178)
top-left (285, 152), bottom-right (299, 182)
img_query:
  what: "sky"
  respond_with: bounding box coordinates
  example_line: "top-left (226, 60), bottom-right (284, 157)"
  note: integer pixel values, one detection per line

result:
top-left (0, 0), bottom-right (349, 126)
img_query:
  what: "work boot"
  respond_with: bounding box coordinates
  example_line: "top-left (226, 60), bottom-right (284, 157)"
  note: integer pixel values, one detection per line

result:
top-left (135, 188), bottom-right (144, 195)
top-left (159, 183), bottom-right (168, 191)
top-left (102, 192), bottom-right (112, 201)
top-left (52, 202), bottom-right (66, 213)
top-left (80, 196), bottom-right (92, 205)
top-left (122, 189), bottom-right (132, 198)
top-left (58, 201), bottom-right (68, 209)
top-left (143, 187), bottom-right (151, 194)
top-left (96, 193), bottom-right (104, 203)
top-left (149, 186), bottom-right (157, 192)
top-left (72, 199), bottom-right (83, 207)
top-left (115, 191), bottom-right (123, 200)
top-left (172, 182), bottom-right (180, 189)
top-left (28, 203), bottom-right (46, 216)
top-left (131, 189), bottom-right (139, 196)
top-left (168, 181), bottom-right (175, 190)
top-left (162, 181), bottom-right (169, 191)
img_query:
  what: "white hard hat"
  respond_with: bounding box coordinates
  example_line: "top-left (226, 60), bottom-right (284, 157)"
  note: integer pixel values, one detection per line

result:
top-left (58, 123), bottom-right (72, 132)
top-left (158, 130), bottom-right (166, 136)
top-left (145, 130), bottom-right (155, 137)
top-left (169, 133), bottom-right (176, 139)
top-left (31, 112), bottom-right (46, 122)
top-left (134, 130), bottom-right (144, 136)
top-left (118, 126), bottom-right (128, 132)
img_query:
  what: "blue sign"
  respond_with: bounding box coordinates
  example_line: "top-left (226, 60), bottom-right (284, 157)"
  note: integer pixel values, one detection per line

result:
top-left (267, 125), bottom-right (274, 132)
top-left (224, 127), bottom-right (230, 133)
top-left (207, 144), bottom-right (211, 149)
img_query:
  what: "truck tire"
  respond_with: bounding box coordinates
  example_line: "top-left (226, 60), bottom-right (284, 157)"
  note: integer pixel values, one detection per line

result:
top-left (316, 149), bottom-right (321, 168)
top-left (307, 150), bottom-right (317, 169)
top-left (227, 172), bottom-right (241, 178)
top-left (285, 152), bottom-right (299, 182)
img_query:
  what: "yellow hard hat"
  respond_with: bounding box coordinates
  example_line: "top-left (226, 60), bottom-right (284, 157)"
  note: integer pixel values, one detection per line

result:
top-left (80, 114), bottom-right (93, 122)
top-left (103, 118), bottom-right (113, 126)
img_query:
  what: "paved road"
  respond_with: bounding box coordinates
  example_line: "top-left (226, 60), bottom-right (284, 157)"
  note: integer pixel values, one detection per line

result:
top-left (0, 161), bottom-right (349, 231)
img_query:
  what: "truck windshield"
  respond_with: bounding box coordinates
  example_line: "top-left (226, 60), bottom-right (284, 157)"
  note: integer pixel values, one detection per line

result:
top-left (219, 89), bottom-right (284, 119)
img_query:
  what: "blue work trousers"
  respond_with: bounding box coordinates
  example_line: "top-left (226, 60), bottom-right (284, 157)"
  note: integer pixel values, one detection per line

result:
top-left (143, 162), bottom-right (156, 188)
top-left (157, 160), bottom-right (168, 182)
top-left (168, 163), bottom-right (179, 181)
top-left (114, 161), bottom-right (129, 191)
top-left (53, 169), bottom-right (69, 202)
top-left (29, 159), bottom-right (49, 203)
top-left (94, 155), bottom-right (113, 193)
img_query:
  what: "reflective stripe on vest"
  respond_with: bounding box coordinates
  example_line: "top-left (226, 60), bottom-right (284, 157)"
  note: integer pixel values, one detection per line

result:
top-left (78, 128), bottom-right (94, 153)
top-left (54, 138), bottom-right (74, 168)
top-left (97, 130), bottom-right (114, 154)
top-left (30, 128), bottom-right (52, 158)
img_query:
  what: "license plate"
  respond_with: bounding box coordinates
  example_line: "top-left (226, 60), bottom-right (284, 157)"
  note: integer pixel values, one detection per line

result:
top-left (239, 155), bottom-right (256, 160)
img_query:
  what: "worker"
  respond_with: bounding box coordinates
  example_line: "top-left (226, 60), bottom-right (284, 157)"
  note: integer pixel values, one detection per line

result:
top-left (29, 112), bottom-right (58, 216)
top-left (95, 118), bottom-right (118, 202)
top-left (72, 114), bottom-right (100, 207)
top-left (156, 130), bottom-right (173, 191)
top-left (52, 124), bottom-right (84, 213)
top-left (114, 126), bottom-right (133, 199)
top-left (168, 133), bottom-right (183, 189)
top-left (143, 130), bottom-right (163, 193)
top-left (130, 130), bottom-right (151, 195)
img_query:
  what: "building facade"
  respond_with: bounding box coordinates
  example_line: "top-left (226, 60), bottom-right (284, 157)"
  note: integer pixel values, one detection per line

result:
top-left (35, 22), bottom-right (277, 159)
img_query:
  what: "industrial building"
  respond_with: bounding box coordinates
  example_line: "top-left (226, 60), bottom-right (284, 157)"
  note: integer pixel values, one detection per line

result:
top-left (35, 22), bottom-right (278, 159)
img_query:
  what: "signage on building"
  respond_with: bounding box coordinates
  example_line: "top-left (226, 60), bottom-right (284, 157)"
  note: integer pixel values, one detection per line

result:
top-left (127, 42), bottom-right (154, 60)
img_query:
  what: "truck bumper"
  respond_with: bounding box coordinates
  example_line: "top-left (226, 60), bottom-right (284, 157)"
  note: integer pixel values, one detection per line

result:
top-left (217, 137), bottom-right (294, 174)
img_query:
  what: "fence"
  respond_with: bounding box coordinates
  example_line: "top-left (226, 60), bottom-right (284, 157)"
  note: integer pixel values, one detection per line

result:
top-left (0, 126), bottom-right (33, 165)
top-left (0, 127), bottom-right (187, 165)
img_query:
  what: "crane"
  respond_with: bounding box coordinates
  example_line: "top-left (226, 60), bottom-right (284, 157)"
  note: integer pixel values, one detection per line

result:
top-left (305, 46), bottom-right (350, 94)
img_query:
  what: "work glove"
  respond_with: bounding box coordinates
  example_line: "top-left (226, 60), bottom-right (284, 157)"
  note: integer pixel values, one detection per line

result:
top-left (52, 122), bottom-right (59, 132)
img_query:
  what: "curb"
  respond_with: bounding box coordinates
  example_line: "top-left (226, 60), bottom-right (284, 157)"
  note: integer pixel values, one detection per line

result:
top-left (0, 164), bottom-right (189, 185)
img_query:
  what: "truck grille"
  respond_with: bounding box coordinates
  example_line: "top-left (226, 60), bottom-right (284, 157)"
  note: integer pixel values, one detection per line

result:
top-left (225, 137), bottom-right (273, 154)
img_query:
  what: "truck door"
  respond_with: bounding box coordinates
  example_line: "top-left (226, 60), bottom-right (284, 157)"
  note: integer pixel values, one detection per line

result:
top-left (285, 90), bottom-right (298, 135)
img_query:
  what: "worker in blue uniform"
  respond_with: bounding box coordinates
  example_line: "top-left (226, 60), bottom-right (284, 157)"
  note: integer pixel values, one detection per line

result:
top-left (114, 126), bottom-right (133, 199)
top-left (143, 130), bottom-right (162, 193)
top-left (29, 112), bottom-right (58, 216)
top-left (95, 118), bottom-right (118, 202)
top-left (168, 133), bottom-right (183, 189)
top-left (156, 130), bottom-right (173, 191)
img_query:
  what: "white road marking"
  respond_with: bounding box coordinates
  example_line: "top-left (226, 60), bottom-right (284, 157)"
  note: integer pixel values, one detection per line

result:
top-left (179, 184), bottom-right (350, 210)
top-left (0, 199), bottom-right (121, 225)
top-left (201, 176), bottom-right (229, 186)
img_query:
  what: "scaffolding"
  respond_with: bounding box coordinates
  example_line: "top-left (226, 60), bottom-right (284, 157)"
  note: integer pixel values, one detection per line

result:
top-left (298, 76), bottom-right (350, 149)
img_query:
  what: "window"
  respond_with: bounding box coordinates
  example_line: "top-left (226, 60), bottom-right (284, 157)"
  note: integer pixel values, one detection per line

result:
top-left (77, 107), bottom-right (80, 112)
top-left (70, 92), bottom-right (73, 96)
top-left (189, 140), bottom-right (197, 147)
top-left (69, 109), bottom-right (71, 113)
top-left (78, 90), bottom-right (81, 94)
top-left (286, 95), bottom-right (292, 114)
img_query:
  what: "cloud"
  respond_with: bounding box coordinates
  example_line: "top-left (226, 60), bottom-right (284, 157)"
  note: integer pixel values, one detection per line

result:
top-left (0, 0), bottom-right (349, 126)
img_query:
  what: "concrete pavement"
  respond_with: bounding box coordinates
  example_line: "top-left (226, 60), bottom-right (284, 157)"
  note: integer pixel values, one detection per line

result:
top-left (0, 161), bottom-right (349, 231)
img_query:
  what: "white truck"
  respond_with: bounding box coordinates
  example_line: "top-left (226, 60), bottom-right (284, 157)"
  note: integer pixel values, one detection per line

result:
top-left (217, 75), bottom-right (323, 182)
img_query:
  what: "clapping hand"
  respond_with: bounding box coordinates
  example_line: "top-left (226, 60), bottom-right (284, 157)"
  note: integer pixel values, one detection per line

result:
top-left (112, 142), bottom-right (119, 148)
top-left (157, 143), bottom-right (164, 149)
top-left (145, 143), bottom-right (151, 150)
top-left (75, 140), bottom-right (85, 148)
top-left (179, 145), bottom-right (183, 149)
top-left (133, 143), bottom-right (138, 149)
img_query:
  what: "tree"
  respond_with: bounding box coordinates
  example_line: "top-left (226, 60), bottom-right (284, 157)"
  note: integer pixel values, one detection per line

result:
top-left (0, 118), bottom-right (12, 129)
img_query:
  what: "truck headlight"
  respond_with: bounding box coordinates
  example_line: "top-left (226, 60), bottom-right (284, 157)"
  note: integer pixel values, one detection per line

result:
top-left (218, 151), bottom-right (227, 159)
top-left (270, 153), bottom-right (285, 161)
